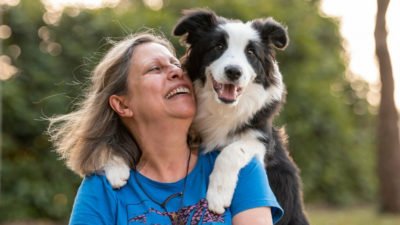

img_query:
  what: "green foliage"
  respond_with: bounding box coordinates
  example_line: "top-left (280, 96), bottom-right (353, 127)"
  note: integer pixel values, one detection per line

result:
top-left (1, 0), bottom-right (376, 221)
top-left (1, 1), bottom-right (82, 221)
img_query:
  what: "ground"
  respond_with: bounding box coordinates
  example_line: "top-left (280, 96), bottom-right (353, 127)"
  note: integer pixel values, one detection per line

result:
top-left (306, 204), bottom-right (400, 225)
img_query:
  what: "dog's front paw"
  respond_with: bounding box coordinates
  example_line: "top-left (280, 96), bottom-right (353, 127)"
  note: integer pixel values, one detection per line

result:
top-left (206, 188), bottom-right (228, 214)
top-left (206, 170), bottom-right (237, 214)
top-left (104, 156), bottom-right (130, 189)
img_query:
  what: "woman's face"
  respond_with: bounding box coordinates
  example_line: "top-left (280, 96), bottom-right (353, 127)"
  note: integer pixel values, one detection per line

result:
top-left (125, 42), bottom-right (196, 124)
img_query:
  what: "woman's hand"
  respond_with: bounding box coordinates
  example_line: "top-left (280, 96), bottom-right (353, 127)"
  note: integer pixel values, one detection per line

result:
top-left (232, 207), bottom-right (273, 225)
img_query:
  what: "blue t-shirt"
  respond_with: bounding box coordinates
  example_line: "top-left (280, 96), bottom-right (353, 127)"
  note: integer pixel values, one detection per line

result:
top-left (69, 152), bottom-right (283, 224)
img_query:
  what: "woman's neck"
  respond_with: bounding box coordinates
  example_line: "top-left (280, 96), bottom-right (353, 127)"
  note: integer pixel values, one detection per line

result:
top-left (130, 119), bottom-right (197, 183)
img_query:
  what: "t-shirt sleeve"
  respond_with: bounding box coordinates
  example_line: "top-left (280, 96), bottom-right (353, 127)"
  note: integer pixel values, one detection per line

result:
top-left (69, 174), bottom-right (117, 225)
top-left (230, 157), bottom-right (284, 224)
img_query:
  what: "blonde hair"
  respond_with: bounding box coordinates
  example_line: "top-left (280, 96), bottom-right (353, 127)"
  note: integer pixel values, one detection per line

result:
top-left (48, 33), bottom-right (175, 176)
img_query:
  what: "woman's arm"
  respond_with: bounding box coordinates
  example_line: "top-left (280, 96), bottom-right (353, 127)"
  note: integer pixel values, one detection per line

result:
top-left (232, 207), bottom-right (273, 225)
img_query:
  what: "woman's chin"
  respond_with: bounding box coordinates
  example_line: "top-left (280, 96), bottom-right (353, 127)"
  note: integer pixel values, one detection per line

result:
top-left (167, 106), bottom-right (196, 120)
top-left (165, 96), bottom-right (196, 118)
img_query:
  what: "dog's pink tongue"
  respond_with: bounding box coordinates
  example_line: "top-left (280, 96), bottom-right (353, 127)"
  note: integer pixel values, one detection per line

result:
top-left (219, 84), bottom-right (236, 101)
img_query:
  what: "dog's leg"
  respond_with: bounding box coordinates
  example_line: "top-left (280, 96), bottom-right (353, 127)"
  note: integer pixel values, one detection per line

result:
top-left (207, 132), bottom-right (266, 214)
top-left (104, 155), bottom-right (130, 189)
top-left (267, 128), bottom-right (310, 225)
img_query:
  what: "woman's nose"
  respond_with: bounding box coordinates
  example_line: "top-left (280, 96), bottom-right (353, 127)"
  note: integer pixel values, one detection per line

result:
top-left (167, 65), bottom-right (183, 80)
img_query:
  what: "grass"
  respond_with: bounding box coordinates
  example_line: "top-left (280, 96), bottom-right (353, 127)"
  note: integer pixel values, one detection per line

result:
top-left (306, 205), bottom-right (400, 225)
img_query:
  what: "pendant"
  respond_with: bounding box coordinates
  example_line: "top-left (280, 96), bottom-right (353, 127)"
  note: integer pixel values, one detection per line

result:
top-left (170, 212), bottom-right (185, 225)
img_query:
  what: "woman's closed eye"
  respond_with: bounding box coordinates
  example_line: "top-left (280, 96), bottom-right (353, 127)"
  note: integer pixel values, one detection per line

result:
top-left (147, 66), bottom-right (161, 73)
top-left (174, 63), bottom-right (182, 68)
top-left (170, 59), bottom-right (181, 68)
top-left (146, 61), bottom-right (180, 74)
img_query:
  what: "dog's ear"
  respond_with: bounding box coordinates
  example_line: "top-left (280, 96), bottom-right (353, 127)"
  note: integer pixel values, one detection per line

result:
top-left (253, 18), bottom-right (289, 50)
top-left (173, 9), bottom-right (218, 45)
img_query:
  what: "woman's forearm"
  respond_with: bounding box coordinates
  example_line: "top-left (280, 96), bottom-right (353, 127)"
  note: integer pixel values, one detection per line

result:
top-left (232, 207), bottom-right (273, 225)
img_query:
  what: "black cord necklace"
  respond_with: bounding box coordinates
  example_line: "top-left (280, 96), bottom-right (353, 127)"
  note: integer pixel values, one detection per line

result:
top-left (133, 147), bottom-right (192, 225)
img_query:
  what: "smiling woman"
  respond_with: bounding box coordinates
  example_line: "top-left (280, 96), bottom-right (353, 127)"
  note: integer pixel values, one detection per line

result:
top-left (109, 41), bottom-right (196, 126)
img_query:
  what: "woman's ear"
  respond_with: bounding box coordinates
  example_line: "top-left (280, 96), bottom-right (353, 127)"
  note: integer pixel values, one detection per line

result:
top-left (109, 95), bottom-right (133, 118)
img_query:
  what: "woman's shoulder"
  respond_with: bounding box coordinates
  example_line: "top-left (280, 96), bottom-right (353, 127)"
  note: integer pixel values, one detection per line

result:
top-left (200, 150), bottom-right (219, 162)
top-left (79, 172), bottom-right (117, 197)
top-left (200, 150), bottom-right (262, 173)
top-left (198, 151), bottom-right (219, 172)
top-left (70, 173), bottom-right (119, 224)
top-left (83, 172), bottom-right (108, 185)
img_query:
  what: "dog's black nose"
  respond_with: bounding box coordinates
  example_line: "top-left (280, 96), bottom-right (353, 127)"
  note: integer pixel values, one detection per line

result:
top-left (225, 65), bottom-right (242, 81)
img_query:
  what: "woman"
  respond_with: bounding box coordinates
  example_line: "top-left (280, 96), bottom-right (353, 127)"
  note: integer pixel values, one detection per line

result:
top-left (48, 32), bottom-right (283, 225)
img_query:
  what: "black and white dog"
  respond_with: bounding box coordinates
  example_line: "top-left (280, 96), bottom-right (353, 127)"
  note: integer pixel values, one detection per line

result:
top-left (172, 9), bottom-right (309, 225)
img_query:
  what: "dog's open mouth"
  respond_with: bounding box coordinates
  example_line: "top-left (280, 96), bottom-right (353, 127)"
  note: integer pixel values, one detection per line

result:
top-left (211, 75), bottom-right (243, 104)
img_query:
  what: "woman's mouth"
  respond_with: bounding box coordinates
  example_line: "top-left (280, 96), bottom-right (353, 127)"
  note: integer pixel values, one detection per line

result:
top-left (165, 87), bottom-right (191, 99)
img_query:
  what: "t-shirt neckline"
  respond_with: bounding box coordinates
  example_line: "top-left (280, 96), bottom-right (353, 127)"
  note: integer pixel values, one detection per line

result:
top-left (133, 153), bottom-right (202, 189)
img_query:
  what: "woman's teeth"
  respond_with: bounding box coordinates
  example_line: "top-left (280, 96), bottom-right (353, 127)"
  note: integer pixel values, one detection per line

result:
top-left (166, 87), bottom-right (190, 99)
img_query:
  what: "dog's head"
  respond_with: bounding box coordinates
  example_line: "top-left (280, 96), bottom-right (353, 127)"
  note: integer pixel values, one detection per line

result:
top-left (174, 9), bottom-right (288, 106)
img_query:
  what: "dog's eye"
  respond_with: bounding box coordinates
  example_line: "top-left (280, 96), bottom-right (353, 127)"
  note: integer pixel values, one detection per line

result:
top-left (215, 43), bottom-right (225, 51)
top-left (247, 48), bottom-right (255, 55)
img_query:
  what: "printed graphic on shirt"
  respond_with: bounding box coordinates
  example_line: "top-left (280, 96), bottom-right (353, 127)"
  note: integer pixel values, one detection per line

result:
top-left (127, 198), bottom-right (225, 224)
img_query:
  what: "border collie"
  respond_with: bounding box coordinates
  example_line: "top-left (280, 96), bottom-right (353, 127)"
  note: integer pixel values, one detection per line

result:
top-left (172, 9), bottom-right (309, 225)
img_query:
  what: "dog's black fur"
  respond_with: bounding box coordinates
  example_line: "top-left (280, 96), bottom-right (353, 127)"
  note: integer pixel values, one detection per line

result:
top-left (173, 9), bottom-right (309, 225)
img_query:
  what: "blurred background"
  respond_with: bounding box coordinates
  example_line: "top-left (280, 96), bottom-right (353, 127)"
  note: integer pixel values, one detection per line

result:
top-left (0, 0), bottom-right (399, 224)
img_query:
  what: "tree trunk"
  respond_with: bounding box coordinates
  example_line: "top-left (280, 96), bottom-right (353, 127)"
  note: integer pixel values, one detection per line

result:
top-left (375, 0), bottom-right (400, 213)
